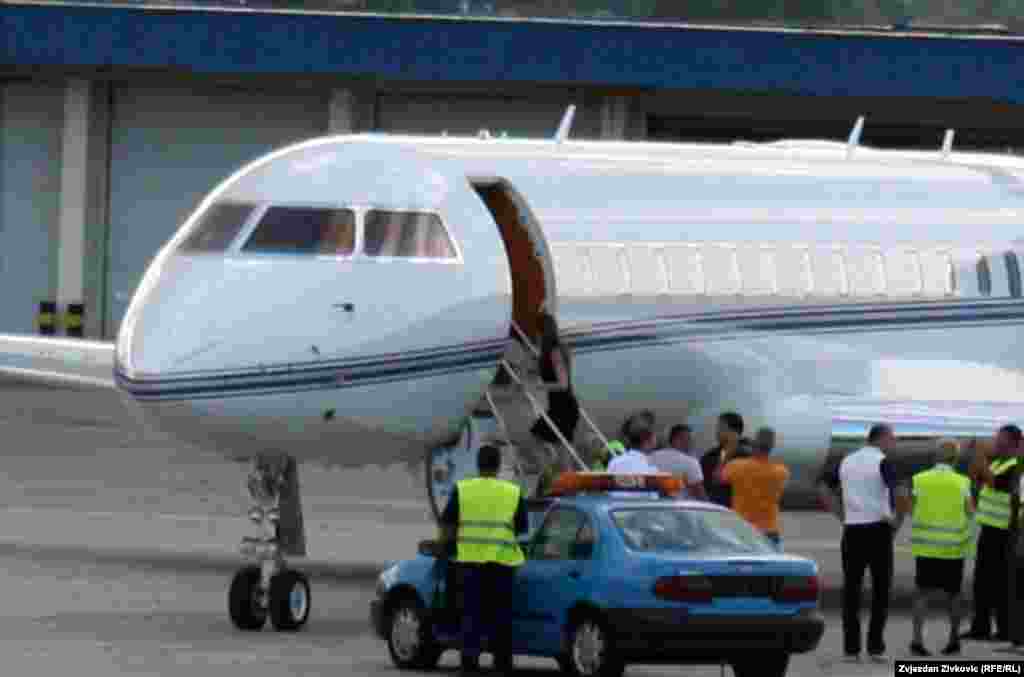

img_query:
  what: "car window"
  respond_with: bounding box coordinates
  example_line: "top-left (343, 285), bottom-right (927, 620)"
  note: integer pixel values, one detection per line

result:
top-left (611, 507), bottom-right (773, 555)
top-left (363, 210), bottom-right (455, 259)
top-left (178, 202), bottom-right (257, 252)
top-left (530, 508), bottom-right (591, 561)
top-left (242, 206), bottom-right (356, 255)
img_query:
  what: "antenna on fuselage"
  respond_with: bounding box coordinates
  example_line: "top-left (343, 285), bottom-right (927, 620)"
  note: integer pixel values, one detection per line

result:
top-left (941, 129), bottom-right (956, 159)
top-left (846, 115), bottom-right (865, 159)
top-left (554, 105), bottom-right (576, 144)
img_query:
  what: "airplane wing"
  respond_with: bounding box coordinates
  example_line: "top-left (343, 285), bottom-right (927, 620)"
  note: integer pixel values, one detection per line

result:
top-left (0, 334), bottom-right (116, 390)
top-left (824, 394), bottom-right (1024, 439)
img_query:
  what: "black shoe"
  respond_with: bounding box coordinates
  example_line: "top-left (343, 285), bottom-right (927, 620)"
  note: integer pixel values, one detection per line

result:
top-left (960, 630), bottom-right (993, 641)
top-left (910, 642), bottom-right (931, 657)
top-left (942, 641), bottom-right (962, 655)
top-left (459, 660), bottom-right (482, 675)
top-left (996, 633), bottom-right (1011, 642)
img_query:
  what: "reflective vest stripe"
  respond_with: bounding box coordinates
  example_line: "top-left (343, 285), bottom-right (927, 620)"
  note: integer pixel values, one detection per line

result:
top-left (913, 522), bottom-right (969, 534)
top-left (459, 520), bottom-right (515, 529)
top-left (976, 458), bottom-right (1019, 530)
top-left (457, 537), bottom-right (519, 546)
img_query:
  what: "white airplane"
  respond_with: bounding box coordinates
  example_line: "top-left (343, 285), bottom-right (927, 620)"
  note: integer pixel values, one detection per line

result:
top-left (2, 109), bottom-right (1024, 630)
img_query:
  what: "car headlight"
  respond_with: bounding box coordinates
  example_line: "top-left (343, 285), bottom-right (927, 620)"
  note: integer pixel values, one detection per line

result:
top-left (377, 564), bottom-right (398, 596)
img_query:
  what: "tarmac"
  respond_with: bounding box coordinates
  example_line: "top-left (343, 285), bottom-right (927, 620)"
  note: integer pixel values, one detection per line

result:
top-left (0, 382), bottom-right (986, 610)
top-left (3, 380), bottom-right (1024, 673)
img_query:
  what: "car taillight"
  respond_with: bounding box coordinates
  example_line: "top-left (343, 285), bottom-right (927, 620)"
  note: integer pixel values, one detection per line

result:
top-left (653, 576), bottom-right (713, 603)
top-left (774, 575), bottom-right (819, 603)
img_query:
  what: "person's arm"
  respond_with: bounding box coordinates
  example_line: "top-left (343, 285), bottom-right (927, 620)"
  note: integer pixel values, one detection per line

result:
top-left (532, 348), bottom-right (570, 391)
top-left (969, 438), bottom-right (995, 486)
top-left (817, 462), bottom-right (843, 521)
top-left (687, 460), bottom-right (708, 500)
top-left (514, 496), bottom-right (529, 536)
top-left (881, 459), bottom-right (911, 525)
top-left (439, 487), bottom-right (458, 543)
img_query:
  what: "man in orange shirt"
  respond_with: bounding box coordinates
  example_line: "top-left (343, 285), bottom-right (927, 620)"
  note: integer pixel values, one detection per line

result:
top-left (718, 427), bottom-right (790, 550)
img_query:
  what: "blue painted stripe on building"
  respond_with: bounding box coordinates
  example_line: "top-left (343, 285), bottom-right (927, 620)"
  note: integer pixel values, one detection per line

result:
top-left (4, 4), bottom-right (1024, 102)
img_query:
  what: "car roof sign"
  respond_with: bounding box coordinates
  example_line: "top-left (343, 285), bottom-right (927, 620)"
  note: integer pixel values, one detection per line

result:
top-left (547, 472), bottom-right (684, 498)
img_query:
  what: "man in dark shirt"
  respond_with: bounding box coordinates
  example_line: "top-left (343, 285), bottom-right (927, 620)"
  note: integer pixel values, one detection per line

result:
top-left (701, 411), bottom-right (752, 507)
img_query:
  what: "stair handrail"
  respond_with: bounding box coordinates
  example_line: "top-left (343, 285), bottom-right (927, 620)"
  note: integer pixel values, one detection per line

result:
top-left (509, 320), bottom-right (613, 455)
top-left (483, 386), bottom-right (527, 481)
top-left (500, 358), bottom-right (588, 471)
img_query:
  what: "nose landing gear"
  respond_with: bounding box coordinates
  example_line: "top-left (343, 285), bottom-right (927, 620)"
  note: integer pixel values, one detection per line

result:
top-left (229, 453), bottom-right (311, 632)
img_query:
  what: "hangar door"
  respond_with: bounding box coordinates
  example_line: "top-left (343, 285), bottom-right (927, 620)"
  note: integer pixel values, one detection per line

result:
top-left (376, 94), bottom-right (599, 139)
top-left (0, 82), bottom-right (63, 334)
top-left (106, 85), bottom-right (327, 336)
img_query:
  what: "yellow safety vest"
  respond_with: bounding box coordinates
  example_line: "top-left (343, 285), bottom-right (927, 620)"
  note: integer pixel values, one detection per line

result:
top-left (911, 465), bottom-right (971, 559)
top-left (976, 458), bottom-right (1019, 530)
top-left (455, 477), bottom-right (525, 566)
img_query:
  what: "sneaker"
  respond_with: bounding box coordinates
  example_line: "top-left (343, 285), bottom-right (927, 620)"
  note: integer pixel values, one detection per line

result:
top-left (910, 642), bottom-right (931, 657)
top-left (867, 653), bottom-right (889, 664)
top-left (941, 641), bottom-right (962, 655)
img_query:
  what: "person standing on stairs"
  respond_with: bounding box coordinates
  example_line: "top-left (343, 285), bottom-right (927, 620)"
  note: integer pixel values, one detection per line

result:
top-left (527, 312), bottom-right (581, 473)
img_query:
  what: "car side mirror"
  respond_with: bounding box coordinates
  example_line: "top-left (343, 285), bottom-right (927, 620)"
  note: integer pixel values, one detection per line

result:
top-left (570, 542), bottom-right (593, 559)
top-left (418, 539), bottom-right (443, 558)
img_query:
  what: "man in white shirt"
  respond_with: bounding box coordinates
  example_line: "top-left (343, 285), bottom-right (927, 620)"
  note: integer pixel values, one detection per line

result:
top-left (650, 424), bottom-right (706, 500)
top-left (819, 423), bottom-right (911, 664)
top-left (607, 414), bottom-right (660, 498)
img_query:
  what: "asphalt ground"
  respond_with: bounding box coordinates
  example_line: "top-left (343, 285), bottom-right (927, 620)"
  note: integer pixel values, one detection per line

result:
top-left (0, 382), bottom-right (989, 613)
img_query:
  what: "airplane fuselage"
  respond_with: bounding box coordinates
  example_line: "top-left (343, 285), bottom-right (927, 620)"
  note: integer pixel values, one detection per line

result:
top-left (101, 133), bottom-right (1024, 492)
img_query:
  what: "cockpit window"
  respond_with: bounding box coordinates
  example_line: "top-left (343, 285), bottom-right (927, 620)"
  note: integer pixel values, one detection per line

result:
top-left (363, 210), bottom-right (455, 259)
top-left (242, 207), bottom-right (355, 256)
top-left (179, 202), bottom-right (257, 252)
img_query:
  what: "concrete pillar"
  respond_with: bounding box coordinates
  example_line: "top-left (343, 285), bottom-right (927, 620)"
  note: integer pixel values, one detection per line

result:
top-left (56, 80), bottom-right (89, 334)
top-left (56, 79), bottom-right (110, 339)
top-left (328, 87), bottom-right (376, 134)
top-left (600, 95), bottom-right (629, 140)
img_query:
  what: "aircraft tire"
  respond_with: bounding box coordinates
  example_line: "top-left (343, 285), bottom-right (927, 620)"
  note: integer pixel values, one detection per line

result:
top-left (228, 565), bottom-right (268, 631)
top-left (268, 569), bottom-right (311, 631)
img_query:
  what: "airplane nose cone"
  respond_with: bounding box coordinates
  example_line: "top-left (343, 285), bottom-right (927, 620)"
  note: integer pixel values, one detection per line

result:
top-left (116, 256), bottom-right (230, 379)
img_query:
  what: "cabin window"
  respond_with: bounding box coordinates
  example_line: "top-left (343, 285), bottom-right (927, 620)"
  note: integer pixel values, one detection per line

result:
top-left (736, 245), bottom-right (777, 296)
top-left (588, 245), bottom-right (629, 296)
top-left (808, 246), bottom-right (847, 297)
top-left (845, 246), bottom-right (886, 297)
top-left (883, 247), bottom-right (923, 297)
top-left (551, 244), bottom-right (591, 296)
top-left (977, 256), bottom-right (993, 296)
top-left (179, 202), bottom-right (257, 252)
top-left (363, 210), bottom-right (455, 259)
top-left (627, 245), bottom-right (668, 296)
top-left (775, 245), bottom-right (812, 297)
top-left (242, 206), bottom-right (356, 255)
top-left (702, 244), bottom-right (741, 295)
top-left (663, 245), bottom-right (705, 295)
top-left (919, 249), bottom-right (954, 297)
top-left (1006, 252), bottom-right (1022, 298)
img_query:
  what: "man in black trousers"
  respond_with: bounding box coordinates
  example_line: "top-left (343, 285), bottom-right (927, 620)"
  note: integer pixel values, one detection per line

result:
top-left (819, 424), bottom-right (910, 663)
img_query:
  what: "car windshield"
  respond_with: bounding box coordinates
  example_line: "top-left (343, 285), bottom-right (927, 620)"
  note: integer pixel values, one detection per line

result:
top-left (611, 507), bottom-right (774, 555)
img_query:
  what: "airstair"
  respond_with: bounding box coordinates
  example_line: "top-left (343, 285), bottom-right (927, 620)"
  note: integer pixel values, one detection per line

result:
top-left (426, 321), bottom-right (612, 520)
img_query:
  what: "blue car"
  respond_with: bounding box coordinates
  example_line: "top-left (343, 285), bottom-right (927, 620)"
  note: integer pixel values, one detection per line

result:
top-left (371, 486), bottom-right (824, 677)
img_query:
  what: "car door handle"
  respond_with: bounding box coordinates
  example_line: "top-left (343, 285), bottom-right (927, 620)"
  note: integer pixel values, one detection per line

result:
top-left (568, 570), bottom-right (581, 579)
top-left (333, 303), bottom-right (355, 312)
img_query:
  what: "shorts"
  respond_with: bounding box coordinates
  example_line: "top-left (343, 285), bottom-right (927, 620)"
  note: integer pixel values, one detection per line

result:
top-left (914, 556), bottom-right (965, 596)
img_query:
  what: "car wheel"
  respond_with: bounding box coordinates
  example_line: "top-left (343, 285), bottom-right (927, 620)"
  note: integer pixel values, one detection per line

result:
top-left (387, 596), bottom-right (442, 671)
top-left (732, 652), bottom-right (790, 677)
top-left (561, 615), bottom-right (624, 677)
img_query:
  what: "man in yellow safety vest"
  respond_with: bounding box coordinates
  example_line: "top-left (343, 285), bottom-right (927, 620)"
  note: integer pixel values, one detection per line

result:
top-left (908, 439), bottom-right (974, 656)
top-left (440, 444), bottom-right (528, 676)
top-left (963, 424), bottom-right (1023, 642)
